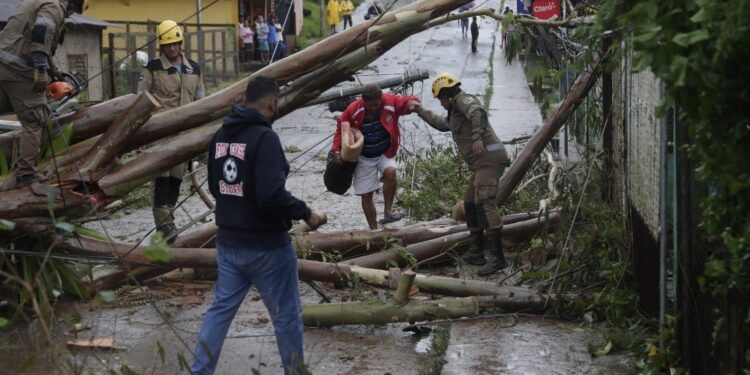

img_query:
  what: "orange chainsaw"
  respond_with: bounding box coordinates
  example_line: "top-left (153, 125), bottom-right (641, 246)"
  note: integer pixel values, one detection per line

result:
top-left (46, 72), bottom-right (82, 114)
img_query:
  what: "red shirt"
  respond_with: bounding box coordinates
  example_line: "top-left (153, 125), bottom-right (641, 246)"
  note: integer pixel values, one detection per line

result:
top-left (332, 93), bottom-right (417, 158)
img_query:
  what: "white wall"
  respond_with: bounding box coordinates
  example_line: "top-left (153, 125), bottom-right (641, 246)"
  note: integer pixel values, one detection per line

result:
top-left (55, 27), bottom-right (105, 102)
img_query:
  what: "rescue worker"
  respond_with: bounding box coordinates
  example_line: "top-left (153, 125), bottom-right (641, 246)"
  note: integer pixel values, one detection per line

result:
top-left (0, 0), bottom-right (89, 188)
top-left (409, 73), bottom-right (511, 276)
top-left (340, 0), bottom-right (354, 29)
top-left (327, 0), bottom-right (340, 34)
top-left (138, 20), bottom-right (206, 240)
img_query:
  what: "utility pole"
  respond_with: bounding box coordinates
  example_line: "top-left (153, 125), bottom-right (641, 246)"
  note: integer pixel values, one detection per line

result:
top-left (196, 0), bottom-right (203, 31)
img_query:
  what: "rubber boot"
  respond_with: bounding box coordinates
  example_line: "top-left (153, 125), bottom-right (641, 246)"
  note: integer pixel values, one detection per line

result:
top-left (153, 206), bottom-right (177, 243)
top-left (462, 231), bottom-right (486, 265)
top-left (461, 201), bottom-right (486, 265)
top-left (478, 229), bottom-right (508, 276)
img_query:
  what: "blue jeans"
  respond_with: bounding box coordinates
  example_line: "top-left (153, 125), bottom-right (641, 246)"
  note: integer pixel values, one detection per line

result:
top-left (190, 242), bottom-right (304, 375)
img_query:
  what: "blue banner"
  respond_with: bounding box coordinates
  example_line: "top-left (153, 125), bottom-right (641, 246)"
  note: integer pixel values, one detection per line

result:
top-left (516, 0), bottom-right (530, 14)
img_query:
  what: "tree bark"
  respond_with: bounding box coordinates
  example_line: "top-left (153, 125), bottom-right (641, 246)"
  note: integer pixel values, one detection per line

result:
top-left (302, 297), bottom-right (479, 327)
top-left (297, 259), bottom-right (547, 302)
top-left (496, 60), bottom-right (602, 205)
top-left (0, 94), bottom-right (138, 161)
top-left (67, 91), bottom-right (160, 180)
top-left (345, 212), bottom-right (560, 269)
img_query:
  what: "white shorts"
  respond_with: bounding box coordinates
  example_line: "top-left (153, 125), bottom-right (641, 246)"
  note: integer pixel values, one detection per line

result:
top-left (352, 154), bottom-right (397, 195)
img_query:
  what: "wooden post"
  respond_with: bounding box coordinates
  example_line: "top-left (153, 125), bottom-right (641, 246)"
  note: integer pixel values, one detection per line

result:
top-left (197, 29), bottom-right (206, 80)
top-left (392, 270), bottom-right (416, 304)
top-left (147, 21), bottom-right (156, 60)
top-left (108, 33), bottom-right (116, 98)
top-left (212, 30), bottom-right (218, 86)
top-left (184, 27), bottom-right (192, 61)
top-left (127, 30), bottom-right (138, 94)
top-left (221, 30), bottom-right (227, 79)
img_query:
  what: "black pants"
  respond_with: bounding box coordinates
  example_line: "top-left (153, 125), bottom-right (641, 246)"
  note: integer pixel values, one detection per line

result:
top-left (471, 35), bottom-right (478, 53)
top-left (343, 14), bottom-right (353, 29)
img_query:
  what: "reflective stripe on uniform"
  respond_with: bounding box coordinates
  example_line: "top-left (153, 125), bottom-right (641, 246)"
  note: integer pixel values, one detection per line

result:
top-left (35, 15), bottom-right (56, 32)
top-left (486, 143), bottom-right (504, 152)
top-left (0, 50), bottom-right (30, 68)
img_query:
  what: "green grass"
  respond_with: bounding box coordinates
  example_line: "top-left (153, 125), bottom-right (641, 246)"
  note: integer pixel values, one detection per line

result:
top-left (298, 0), bottom-right (324, 49)
top-left (420, 324), bottom-right (451, 375)
top-left (298, 0), bottom-right (365, 49)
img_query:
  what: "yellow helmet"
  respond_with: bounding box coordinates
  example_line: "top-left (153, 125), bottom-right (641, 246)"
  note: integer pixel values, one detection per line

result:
top-left (432, 72), bottom-right (461, 98)
top-left (157, 20), bottom-right (184, 46)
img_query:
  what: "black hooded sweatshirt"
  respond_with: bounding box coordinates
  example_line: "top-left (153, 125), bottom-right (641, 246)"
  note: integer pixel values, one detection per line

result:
top-left (208, 104), bottom-right (311, 248)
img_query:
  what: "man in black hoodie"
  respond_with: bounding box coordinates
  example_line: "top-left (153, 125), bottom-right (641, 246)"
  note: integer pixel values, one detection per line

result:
top-left (191, 76), bottom-right (324, 375)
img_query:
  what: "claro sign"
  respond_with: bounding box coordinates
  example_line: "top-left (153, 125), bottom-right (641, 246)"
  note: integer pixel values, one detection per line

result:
top-left (532, 0), bottom-right (561, 20)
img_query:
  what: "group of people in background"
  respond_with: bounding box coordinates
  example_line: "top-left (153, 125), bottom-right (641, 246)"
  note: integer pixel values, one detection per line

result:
top-left (239, 14), bottom-right (286, 65)
top-left (327, 0), bottom-right (357, 34)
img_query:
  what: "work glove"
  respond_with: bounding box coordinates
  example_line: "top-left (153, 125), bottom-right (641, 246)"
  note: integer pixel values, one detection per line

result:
top-left (48, 64), bottom-right (64, 81)
top-left (32, 69), bottom-right (50, 93)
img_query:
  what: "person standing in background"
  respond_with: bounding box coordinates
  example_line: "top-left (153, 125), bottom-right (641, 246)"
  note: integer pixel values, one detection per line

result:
top-left (239, 19), bottom-right (254, 63)
top-left (327, 0), bottom-right (340, 34)
top-left (340, 0), bottom-right (354, 29)
top-left (255, 15), bottom-right (270, 64)
top-left (470, 16), bottom-right (479, 53)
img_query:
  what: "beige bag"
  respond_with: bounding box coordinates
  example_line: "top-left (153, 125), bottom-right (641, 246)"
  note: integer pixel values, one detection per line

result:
top-left (341, 122), bottom-right (363, 162)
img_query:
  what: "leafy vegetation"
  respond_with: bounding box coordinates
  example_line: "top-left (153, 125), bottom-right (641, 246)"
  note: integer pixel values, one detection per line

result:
top-left (580, 0), bottom-right (750, 372)
top-left (398, 144), bottom-right (470, 221)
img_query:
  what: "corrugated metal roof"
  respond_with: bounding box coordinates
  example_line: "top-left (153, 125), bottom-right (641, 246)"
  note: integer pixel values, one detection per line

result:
top-left (0, 0), bottom-right (110, 28)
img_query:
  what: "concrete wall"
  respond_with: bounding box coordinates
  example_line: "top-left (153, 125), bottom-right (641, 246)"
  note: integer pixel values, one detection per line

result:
top-left (85, 0), bottom-right (238, 27)
top-left (56, 27), bottom-right (106, 101)
top-left (623, 44), bottom-right (661, 240)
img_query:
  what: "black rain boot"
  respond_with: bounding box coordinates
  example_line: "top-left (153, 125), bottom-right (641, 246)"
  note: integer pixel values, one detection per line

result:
top-left (461, 201), bottom-right (486, 265)
top-left (478, 229), bottom-right (508, 276)
top-left (462, 231), bottom-right (486, 265)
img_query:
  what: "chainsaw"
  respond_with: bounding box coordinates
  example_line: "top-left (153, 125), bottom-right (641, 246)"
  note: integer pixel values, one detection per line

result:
top-left (46, 72), bottom-right (83, 114)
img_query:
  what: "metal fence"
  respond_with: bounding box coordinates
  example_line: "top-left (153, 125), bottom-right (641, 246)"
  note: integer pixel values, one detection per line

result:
top-left (103, 21), bottom-right (240, 98)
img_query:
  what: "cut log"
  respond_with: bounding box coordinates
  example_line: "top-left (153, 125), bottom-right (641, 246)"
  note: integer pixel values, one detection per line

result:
top-left (392, 270), bottom-right (417, 304)
top-left (302, 296), bottom-right (479, 327)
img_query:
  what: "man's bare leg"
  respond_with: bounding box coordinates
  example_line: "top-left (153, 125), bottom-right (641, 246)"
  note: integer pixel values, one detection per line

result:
top-left (361, 192), bottom-right (378, 229)
top-left (382, 167), bottom-right (397, 216)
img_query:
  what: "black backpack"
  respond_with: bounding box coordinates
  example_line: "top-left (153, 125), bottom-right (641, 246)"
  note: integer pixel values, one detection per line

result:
top-left (323, 151), bottom-right (356, 195)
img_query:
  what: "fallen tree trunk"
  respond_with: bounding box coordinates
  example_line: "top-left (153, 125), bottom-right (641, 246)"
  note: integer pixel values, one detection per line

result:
top-left (496, 59), bottom-right (602, 205)
top-left (303, 68), bottom-right (429, 107)
top-left (172, 211), bottom-right (545, 252)
top-left (346, 212), bottom-right (560, 269)
top-left (114, 213), bottom-right (558, 285)
top-left (303, 296), bottom-right (480, 327)
top-left (0, 0), bottom-right (474, 221)
top-left (423, 8), bottom-right (595, 29)
top-left (297, 259), bottom-right (546, 300)
top-left (64, 91), bottom-right (160, 180)
top-left (0, 94), bottom-right (138, 161)
top-left (302, 267), bottom-right (546, 327)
